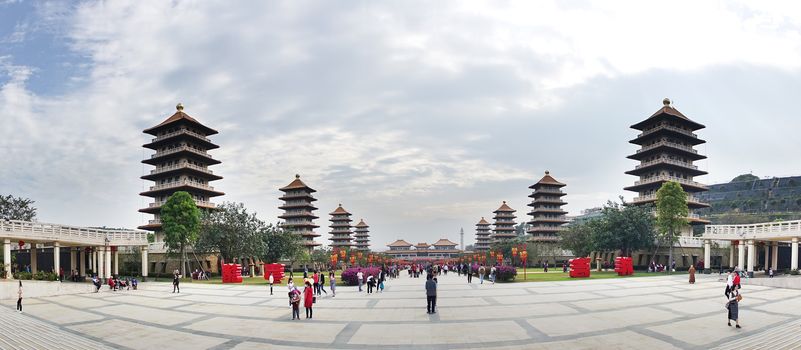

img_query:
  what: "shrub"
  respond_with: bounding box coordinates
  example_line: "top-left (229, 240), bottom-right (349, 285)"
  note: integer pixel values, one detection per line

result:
top-left (14, 272), bottom-right (32, 280)
top-left (791, 269), bottom-right (799, 276)
top-left (494, 265), bottom-right (517, 282)
top-left (340, 267), bottom-right (381, 286)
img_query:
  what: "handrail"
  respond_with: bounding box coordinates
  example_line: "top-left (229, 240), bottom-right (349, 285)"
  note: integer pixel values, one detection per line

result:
top-left (637, 123), bottom-right (698, 139)
top-left (149, 180), bottom-right (215, 192)
top-left (152, 128), bottom-right (212, 143)
top-left (150, 162), bottom-right (214, 176)
top-left (0, 220), bottom-right (148, 246)
top-left (636, 157), bottom-right (698, 170)
top-left (636, 140), bottom-right (698, 154)
top-left (634, 175), bottom-right (707, 188)
top-left (151, 145), bottom-right (213, 159)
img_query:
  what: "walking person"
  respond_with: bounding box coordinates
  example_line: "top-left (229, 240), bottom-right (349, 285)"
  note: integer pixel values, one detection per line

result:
top-left (769, 267), bottom-right (774, 278)
top-left (425, 274), bottom-right (437, 314)
top-left (467, 264), bottom-right (473, 283)
top-left (303, 281), bottom-right (314, 319)
top-left (727, 287), bottom-right (742, 328)
top-left (16, 281), bottom-right (23, 313)
top-left (724, 271), bottom-right (733, 299)
top-left (320, 271), bottom-right (328, 295)
top-left (172, 272), bottom-right (180, 293)
top-left (357, 269), bottom-right (364, 292)
top-left (268, 273), bottom-right (274, 295)
top-left (490, 266), bottom-right (497, 284)
top-left (329, 271), bottom-right (336, 297)
top-left (479, 265), bottom-right (485, 284)
top-left (313, 271), bottom-right (320, 296)
top-left (688, 264), bottom-right (696, 284)
top-left (366, 275), bottom-right (374, 294)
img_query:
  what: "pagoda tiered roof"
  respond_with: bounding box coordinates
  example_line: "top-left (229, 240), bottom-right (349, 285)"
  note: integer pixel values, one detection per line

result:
top-left (138, 104), bottom-right (224, 232)
top-left (625, 98), bottom-right (711, 225)
top-left (329, 204), bottom-right (354, 248)
top-left (354, 219), bottom-right (370, 251)
top-left (527, 171), bottom-right (568, 241)
top-left (279, 174), bottom-right (320, 249)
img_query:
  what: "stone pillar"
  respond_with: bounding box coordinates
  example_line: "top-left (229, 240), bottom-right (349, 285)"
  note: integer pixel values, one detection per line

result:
top-left (3, 239), bottom-right (11, 279)
top-left (30, 245), bottom-right (37, 273)
top-left (79, 248), bottom-right (86, 277)
top-left (114, 250), bottom-right (119, 276)
top-left (92, 249), bottom-right (97, 274)
top-left (54, 242), bottom-right (61, 278)
top-left (703, 240), bottom-right (711, 273)
top-left (141, 247), bottom-right (148, 280)
top-left (70, 248), bottom-right (77, 273)
top-left (105, 247), bottom-right (112, 279)
top-left (738, 240), bottom-right (745, 272)
top-left (764, 242), bottom-right (770, 270)
top-left (792, 238), bottom-right (798, 271)
top-left (747, 240), bottom-right (755, 277)
top-left (97, 247), bottom-right (104, 279)
top-left (729, 244), bottom-right (735, 268)
top-left (772, 242), bottom-right (779, 270)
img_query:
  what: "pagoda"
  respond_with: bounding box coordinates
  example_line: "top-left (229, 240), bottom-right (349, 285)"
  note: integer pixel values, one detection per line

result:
top-left (492, 201), bottom-right (517, 242)
top-left (139, 103), bottom-right (224, 241)
top-left (474, 217), bottom-right (491, 251)
top-left (354, 219), bottom-right (370, 251)
top-left (279, 174), bottom-right (321, 250)
top-left (527, 171), bottom-right (568, 242)
top-left (329, 204), bottom-right (354, 248)
top-left (625, 98), bottom-right (710, 231)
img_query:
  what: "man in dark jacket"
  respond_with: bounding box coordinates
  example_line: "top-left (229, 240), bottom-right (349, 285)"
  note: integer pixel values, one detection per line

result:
top-left (425, 274), bottom-right (437, 314)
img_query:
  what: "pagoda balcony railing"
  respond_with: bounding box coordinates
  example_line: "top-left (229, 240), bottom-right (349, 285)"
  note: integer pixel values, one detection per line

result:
top-left (635, 158), bottom-right (698, 170)
top-left (148, 219), bottom-right (162, 225)
top-left (149, 180), bottom-right (216, 192)
top-left (633, 193), bottom-right (706, 204)
top-left (281, 200), bottom-right (312, 206)
top-left (533, 189), bottom-right (564, 195)
top-left (281, 211), bottom-right (315, 216)
top-left (151, 145), bottom-right (213, 159)
top-left (152, 128), bottom-right (213, 143)
top-left (633, 175), bottom-right (707, 189)
top-left (528, 226), bottom-right (565, 232)
top-left (636, 140), bottom-right (698, 154)
top-left (637, 123), bottom-right (698, 139)
top-left (529, 235), bottom-right (561, 242)
top-left (150, 162), bottom-right (215, 176)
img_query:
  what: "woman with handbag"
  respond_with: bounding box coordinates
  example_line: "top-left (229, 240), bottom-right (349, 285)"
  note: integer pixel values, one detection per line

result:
top-left (727, 288), bottom-right (742, 328)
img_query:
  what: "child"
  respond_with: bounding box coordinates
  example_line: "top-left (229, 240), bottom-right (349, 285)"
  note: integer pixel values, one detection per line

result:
top-left (290, 288), bottom-right (301, 320)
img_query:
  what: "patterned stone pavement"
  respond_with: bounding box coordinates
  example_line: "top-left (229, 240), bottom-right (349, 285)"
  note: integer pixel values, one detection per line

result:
top-left (3, 273), bottom-right (801, 349)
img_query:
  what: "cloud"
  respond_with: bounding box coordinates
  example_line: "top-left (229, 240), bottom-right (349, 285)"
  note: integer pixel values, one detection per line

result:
top-left (3, 1), bottom-right (801, 247)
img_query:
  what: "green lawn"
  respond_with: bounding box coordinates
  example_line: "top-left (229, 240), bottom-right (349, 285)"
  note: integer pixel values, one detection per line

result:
top-left (186, 272), bottom-right (345, 287)
top-left (508, 269), bottom-right (686, 282)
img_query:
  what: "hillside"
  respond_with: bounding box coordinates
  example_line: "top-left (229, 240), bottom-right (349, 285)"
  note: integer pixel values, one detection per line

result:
top-left (696, 174), bottom-right (801, 225)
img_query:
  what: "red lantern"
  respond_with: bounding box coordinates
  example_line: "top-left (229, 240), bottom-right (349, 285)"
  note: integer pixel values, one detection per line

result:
top-left (340, 250), bottom-right (347, 259)
top-left (512, 247), bottom-right (518, 257)
top-left (18, 240), bottom-right (24, 248)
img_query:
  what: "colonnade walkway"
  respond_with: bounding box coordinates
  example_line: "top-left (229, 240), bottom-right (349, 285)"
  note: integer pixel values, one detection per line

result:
top-left (1, 220), bottom-right (149, 280)
top-left (701, 220), bottom-right (801, 275)
top-left (4, 272), bottom-right (801, 349)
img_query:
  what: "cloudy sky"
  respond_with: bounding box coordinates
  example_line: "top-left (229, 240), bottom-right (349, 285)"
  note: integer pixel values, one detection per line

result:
top-left (2, 1), bottom-right (801, 248)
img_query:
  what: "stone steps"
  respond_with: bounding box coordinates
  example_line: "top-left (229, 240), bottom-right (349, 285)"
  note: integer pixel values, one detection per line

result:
top-left (714, 318), bottom-right (801, 350)
top-left (0, 306), bottom-right (110, 350)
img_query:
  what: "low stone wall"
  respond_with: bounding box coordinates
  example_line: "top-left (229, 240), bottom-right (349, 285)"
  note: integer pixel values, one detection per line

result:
top-left (0, 280), bottom-right (95, 300)
top-left (744, 274), bottom-right (801, 290)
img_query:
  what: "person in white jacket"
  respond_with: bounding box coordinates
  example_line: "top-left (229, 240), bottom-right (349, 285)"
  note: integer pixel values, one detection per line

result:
top-left (725, 271), bottom-right (734, 299)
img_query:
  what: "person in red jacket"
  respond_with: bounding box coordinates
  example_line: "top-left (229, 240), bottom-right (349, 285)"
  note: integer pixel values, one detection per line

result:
top-left (733, 271), bottom-right (741, 290)
top-left (304, 281), bottom-right (314, 319)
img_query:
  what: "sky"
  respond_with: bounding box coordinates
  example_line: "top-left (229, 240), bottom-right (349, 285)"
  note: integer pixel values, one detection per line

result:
top-left (2, 1), bottom-right (801, 249)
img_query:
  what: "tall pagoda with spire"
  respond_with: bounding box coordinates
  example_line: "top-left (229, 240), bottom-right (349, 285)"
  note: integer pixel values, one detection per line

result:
top-left (474, 217), bottom-right (491, 251)
top-left (279, 174), bottom-right (321, 250)
top-left (527, 171), bottom-right (568, 242)
top-left (354, 219), bottom-right (370, 251)
top-left (139, 103), bottom-right (224, 241)
top-left (625, 98), bottom-right (710, 232)
top-left (492, 201), bottom-right (517, 242)
top-left (329, 204), bottom-right (354, 248)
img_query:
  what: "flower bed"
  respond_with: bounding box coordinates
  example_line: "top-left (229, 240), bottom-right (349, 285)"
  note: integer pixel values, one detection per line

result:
top-left (341, 267), bottom-right (381, 286)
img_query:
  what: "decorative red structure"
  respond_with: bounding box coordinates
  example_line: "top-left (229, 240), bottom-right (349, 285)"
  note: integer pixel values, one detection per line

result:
top-left (569, 257), bottom-right (591, 278)
top-left (614, 257), bottom-right (634, 276)
top-left (263, 263), bottom-right (285, 283)
top-left (222, 263), bottom-right (243, 283)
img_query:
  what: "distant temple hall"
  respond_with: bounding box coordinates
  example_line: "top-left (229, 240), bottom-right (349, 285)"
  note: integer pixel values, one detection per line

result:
top-left (384, 239), bottom-right (461, 260)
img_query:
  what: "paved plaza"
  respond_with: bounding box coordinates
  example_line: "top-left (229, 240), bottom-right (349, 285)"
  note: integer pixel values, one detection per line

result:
top-left (3, 273), bottom-right (801, 349)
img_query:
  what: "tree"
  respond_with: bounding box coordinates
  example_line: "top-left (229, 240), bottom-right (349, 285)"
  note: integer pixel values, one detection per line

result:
top-left (656, 181), bottom-right (689, 274)
top-left (260, 226), bottom-right (304, 265)
top-left (161, 191), bottom-right (201, 277)
top-left (196, 202), bottom-right (264, 265)
top-left (0, 195), bottom-right (37, 221)
top-left (560, 221), bottom-right (596, 257)
top-left (593, 200), bottom-right (656, 257)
